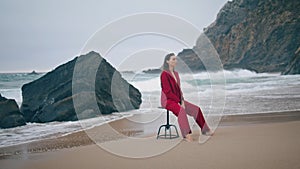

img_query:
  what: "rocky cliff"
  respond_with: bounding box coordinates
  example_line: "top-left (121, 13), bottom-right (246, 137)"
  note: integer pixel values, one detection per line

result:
top-left (282, 46), bottom-right (300, 74)
top-left (202, 0), bottom-right (300, 74)
top-left (175, 0), bottom-right (299, 74)
top-left (21, 51), bottom-right (142, 123)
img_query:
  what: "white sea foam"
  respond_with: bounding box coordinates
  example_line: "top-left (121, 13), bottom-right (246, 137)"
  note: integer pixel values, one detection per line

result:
top-left (0, 113), bottom-right (133, 148)
top-left (131, 77), bottom-right (160, 92)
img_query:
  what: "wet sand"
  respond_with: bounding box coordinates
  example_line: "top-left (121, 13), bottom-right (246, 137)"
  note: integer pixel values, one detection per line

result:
top-left (1, 111), bottom-right (300, 169)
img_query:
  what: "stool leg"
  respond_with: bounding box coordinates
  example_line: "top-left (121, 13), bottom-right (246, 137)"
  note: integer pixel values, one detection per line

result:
top-left (174, 125), bottom-right (179, 138)
top-left (165, 127), bottom-right (167, 137)
top-left (157, 125), bottom-right (163, 139)
top-left (175, 127), bottom-right (179, 137)
top-left (157, 109), bottom-right (180, 139)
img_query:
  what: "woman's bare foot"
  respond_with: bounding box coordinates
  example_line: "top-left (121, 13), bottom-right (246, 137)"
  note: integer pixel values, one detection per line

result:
top-left (184, 134), bottom-right (193, 142)
top-left (202, 130), bottom-right (214, 136)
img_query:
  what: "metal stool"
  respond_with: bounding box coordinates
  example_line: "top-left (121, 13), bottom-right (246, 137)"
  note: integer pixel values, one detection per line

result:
top-left (157, 109), bottom-right (179, 139)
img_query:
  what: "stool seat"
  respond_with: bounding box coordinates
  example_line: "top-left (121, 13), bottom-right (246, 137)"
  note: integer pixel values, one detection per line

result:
top-left (157, 109), bottom-right (179, 139)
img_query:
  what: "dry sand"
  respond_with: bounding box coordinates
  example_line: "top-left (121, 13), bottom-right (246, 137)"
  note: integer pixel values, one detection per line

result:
top-left (1, 111), bottom-right (300, 169)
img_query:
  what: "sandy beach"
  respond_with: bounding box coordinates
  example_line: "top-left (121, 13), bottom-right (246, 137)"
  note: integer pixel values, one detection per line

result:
top-left (1, 111), bottom-right (300, 169)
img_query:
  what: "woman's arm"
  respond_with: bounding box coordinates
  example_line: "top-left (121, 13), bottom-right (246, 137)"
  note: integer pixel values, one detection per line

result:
top-left (180, 89), bottom-right (184, 102)
top-left (177, 73), bottom-right (185, 108)
top-left (161, 72), bottom-right (181, 103)
top-left (176, 72), bottom-right (184, 103)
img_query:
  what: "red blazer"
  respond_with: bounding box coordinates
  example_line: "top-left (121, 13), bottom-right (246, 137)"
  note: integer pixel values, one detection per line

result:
top-left (160, 70), bottom-right (184, 108)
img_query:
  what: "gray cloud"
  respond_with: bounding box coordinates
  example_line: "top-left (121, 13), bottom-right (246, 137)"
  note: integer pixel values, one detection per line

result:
top-left (0, 0), bottom-right (227, 72)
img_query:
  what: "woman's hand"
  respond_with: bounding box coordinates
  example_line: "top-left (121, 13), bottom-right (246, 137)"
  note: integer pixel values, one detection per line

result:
top-left (180, 101), bottom-right (185, 109)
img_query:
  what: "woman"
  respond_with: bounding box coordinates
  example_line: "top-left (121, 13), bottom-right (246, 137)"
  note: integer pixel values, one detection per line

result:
top-left (160, 53), bottom-right (213, 142)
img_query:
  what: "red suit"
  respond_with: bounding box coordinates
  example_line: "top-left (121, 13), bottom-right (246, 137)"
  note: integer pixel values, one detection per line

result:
top-left (160, 70), bottom-right (209, 137)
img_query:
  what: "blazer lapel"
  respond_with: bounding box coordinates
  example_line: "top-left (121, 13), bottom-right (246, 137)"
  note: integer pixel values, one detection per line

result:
top-left (164, 70), bottom-right (180, 88)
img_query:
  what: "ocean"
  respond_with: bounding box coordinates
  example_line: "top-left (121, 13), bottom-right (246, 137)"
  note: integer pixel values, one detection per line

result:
top-left (0, 69), bottom-right (299, 147)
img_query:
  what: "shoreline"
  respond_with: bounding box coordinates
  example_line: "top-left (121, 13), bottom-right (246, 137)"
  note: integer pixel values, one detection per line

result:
top-left (1, 110), bottom-right (300, 159)
top-left (221, 110), bottom-right (300, 125)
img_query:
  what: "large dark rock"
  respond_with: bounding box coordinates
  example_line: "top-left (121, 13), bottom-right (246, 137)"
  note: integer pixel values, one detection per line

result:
top-left (177, 49), bottom-right (205, 72)
top-left (0, 94), bottom-right (26, 128)
top-left (202, 0), bottom-right (300, 74)
top-left (142, 68), bottom-right (162, 74)
top-left (21, 51), bottom-right (142, 123)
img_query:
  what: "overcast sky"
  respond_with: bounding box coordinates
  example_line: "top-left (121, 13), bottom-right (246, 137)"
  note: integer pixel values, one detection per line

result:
top-left (0, 0), bottom-right (228, 73)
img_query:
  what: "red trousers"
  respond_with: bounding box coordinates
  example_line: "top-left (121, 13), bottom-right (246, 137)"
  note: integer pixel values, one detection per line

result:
top-left (165, 100), bottom-right (209, 137)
